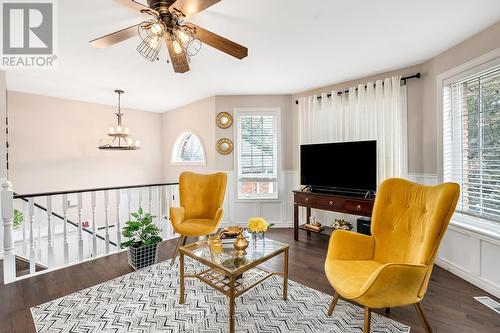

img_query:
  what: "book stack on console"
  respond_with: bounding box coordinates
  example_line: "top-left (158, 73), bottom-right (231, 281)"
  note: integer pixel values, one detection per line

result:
top-left (303, 223), bottom-right (324, 232)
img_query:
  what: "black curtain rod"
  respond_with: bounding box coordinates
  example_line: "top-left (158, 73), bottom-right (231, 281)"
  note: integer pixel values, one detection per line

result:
top-left (295, 72), bottom-right (421, 105)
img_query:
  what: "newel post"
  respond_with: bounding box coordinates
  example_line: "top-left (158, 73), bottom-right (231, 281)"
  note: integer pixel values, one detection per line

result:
top-left (2, 180), bottom-right (15, 283)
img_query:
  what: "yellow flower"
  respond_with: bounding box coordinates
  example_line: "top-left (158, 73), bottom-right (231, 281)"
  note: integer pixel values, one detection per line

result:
top-left (247, 217), bottom-right (269, 233)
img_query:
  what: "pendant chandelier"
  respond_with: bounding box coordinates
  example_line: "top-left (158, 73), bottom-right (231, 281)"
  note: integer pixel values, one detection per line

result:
top-left (98, 90), bottom-right (141, 150)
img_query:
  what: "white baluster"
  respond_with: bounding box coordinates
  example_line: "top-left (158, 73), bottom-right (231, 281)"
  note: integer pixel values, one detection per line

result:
top-left (104, 190), bottom-right (110, 254)
top-left (115, 189), bottom-right (121, 251)
top-left (148, 187), bottom-right (152, 214)
top-left (62, 194), bottom-right (69, 264)
top-left (138, 188), bottom-right (143, 209)
top-left (46, 196), bottom-right (55, 267)
top-left (77, 193), bottom-right (83, 261)
top-left (36, 201), bottom-right (41, 263)
top-left (166, 185), bottom-right (172, 238)
top-left (157, 186), bottom-right (162, 229)
top-left (28, 198), bottom-right (36, 274)
top-left (22, 200), bottom-right (28, 256)
top-left (91, 192), bottom-right (97, 257)
top-left (2, 181), bottom-right (15, 283)
top-left (127, 189), bottom-right (132, 221)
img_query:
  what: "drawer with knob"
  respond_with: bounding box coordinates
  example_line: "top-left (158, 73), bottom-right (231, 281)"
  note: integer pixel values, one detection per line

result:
top-left (295, 194), bottom-right (317, 206)
top-left (344, 200), bottom-right (373, 215)
top-left (317, 196), bottom-right (342, 209)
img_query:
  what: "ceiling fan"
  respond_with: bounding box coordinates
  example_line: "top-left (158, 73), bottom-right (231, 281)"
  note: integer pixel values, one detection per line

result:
top-left (90, 0), bottom-right (248, 73)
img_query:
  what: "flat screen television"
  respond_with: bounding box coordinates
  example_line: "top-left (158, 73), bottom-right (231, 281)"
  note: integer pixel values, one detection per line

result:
top-left (300, 140), bottom-right (377, 194)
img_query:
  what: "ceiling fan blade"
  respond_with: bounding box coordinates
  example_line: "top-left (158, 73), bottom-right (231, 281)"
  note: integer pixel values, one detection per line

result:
top-left (114, 0), bottom-right (158, 15)
top-left (164, 36), bottom-right (190, 73)
top-left (185, 23), bottom-right (248, 59)
top-left (89, 24), bottom-right (139, 48)
top-left (169, 0), bottom-right (221, 19)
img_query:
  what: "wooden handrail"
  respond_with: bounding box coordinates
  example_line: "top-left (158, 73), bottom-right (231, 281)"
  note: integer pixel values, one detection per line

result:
top-left (13, 182), bottom-right (179, 199)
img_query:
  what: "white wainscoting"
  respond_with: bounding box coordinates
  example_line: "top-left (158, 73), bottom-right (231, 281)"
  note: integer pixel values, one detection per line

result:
top-left (220, 170), bottom-right (298, 228)
top-left (408, 173), bottom-right (500, 298)
top-left (219, 171), bottom-right (500, 298)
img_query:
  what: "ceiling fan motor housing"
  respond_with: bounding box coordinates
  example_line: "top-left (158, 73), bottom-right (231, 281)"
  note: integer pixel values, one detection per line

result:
top-left (148, 0), bottom-right (175, 14)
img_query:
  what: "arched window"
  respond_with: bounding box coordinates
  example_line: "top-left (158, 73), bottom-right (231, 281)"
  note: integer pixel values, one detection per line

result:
top-left (171, 132), bottom-right (206, 165)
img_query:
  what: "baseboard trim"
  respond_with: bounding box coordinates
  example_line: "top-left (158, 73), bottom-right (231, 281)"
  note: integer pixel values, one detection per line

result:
top-left (435, 257), bottom-right (500, 299)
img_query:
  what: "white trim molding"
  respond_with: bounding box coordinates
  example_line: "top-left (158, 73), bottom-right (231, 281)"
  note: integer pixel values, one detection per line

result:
top-left (221, 170), bottom-right (296, 228)
top-left (408, 173), bottom-right (500, 298)
top-left (435, 47), bottom-right (500, 182)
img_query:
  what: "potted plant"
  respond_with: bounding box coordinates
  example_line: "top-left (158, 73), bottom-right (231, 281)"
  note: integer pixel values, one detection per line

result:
top-left (120, 207), bottom-right (162, 270)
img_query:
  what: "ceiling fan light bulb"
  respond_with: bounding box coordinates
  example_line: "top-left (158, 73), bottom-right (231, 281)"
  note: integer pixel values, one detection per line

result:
top-left (109, 127), bottom-right (115, 134)
top-left (150, 23), bottom-right (163, 36)
top-left (125, 127), bottom-right (130, 134)
top-left (172, 40), bottom-right (183, 55)
top-left (148, 37), bottom-right (159, 49)
top-left (177, 30), bottom-right (191, 45)
top-left (135, 140), bottom-right (141, 147)
top-left (117, 125), bottom-right (122, 134)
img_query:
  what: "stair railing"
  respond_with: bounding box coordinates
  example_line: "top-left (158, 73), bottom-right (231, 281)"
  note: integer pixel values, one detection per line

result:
top-left (2, 181), bottom-right (179, 284)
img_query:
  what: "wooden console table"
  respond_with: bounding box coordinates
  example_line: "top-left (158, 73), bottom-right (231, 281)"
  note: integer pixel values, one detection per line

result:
top-left (293, 190), bottom-right (375, 241)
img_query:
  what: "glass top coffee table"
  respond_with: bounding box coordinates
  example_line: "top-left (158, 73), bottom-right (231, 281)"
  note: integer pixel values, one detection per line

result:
top-left (178, 237), bottom-right (289, 333)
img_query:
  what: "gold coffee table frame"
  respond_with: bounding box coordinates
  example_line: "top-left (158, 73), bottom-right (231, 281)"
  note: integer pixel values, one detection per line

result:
top-left (179, 239), bottom-right (289, 333)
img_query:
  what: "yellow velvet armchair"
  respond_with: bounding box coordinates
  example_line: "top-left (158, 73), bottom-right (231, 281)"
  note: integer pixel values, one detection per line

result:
top-left (325, 178), bottom-right (459, 332)
top-left (170, 172), bottom-right (227, 265)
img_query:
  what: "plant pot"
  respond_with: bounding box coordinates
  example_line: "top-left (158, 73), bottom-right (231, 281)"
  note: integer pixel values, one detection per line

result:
top-left (127, 242), bottom-right (159, 270)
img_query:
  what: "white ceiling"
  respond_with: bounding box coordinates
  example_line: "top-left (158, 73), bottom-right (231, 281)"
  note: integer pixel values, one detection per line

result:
top-left (5, 0), bottom-right (500, 112)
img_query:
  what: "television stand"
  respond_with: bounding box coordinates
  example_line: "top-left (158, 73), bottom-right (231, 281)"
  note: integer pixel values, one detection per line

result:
top-left (293, 190), bottom-right (375, 241)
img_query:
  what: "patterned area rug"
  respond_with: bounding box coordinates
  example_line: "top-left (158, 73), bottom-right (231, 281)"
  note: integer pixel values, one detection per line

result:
top-left (31, 259), bottom-right (410, 332)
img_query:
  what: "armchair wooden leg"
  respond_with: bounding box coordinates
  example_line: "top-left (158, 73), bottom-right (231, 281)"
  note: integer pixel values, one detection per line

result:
top-left (415, 302), bottom-right (433, 333)
top-left (364, 307), bottom-right (371, 333)
top-left (170, 235), bottom-right (186, 266)
top-left (385, 307), bottom-right (390, 315)
top-left (327, 293), bottom-right (339, 316)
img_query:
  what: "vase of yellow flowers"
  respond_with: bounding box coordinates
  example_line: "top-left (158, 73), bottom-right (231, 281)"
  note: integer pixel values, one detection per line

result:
top-left (247, 217), bottom-right (273, 247)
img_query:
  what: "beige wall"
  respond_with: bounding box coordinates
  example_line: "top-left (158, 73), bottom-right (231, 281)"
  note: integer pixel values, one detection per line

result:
top-left (419, 22), bottom-right (500, 174)
top-left (161, 96), bottom-right (216, 183)
top-left (292, 64), bottom-right (424, 173)
top-left (8, 92), bottom-right (164, 194)
top-left (214, 95), bottom-right (294, 171)
top-left (292, 21), bottom-right (500, 175)
top-left (161, 95), bottom-right (293, 182)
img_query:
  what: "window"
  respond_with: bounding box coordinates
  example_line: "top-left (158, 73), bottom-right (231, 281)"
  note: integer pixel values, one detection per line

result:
top-left (171, 132), bottom-right (206, 165)
top-left (443, 65), bottom-right (500, 222)
top-left (236, 110), bottom-right (279, 199)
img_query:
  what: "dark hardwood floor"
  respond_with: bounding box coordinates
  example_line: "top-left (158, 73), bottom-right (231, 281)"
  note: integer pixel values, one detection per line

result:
top-left (1, 228), bottom-right (499, 333)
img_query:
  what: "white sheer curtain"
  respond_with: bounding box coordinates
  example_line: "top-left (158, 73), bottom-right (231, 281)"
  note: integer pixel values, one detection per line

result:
top-left (298, 76), bottom-right (408, 185)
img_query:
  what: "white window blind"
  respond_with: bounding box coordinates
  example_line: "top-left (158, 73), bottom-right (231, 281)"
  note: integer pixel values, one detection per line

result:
top-left (172, 132), bottom-right (205, 164)
top-left (443, 66), bottom-right (500, 222)
top-left (236, 112), bottom-right (278, 199)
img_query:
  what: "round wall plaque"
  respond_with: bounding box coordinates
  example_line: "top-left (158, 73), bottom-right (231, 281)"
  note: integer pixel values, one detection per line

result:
top-left (216, 112), bottom-right (233, 129)
top-left (216, 138), bottom-right (233, 155)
